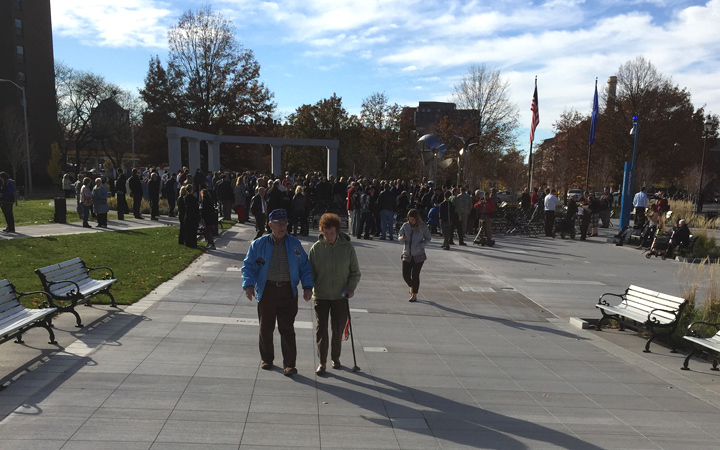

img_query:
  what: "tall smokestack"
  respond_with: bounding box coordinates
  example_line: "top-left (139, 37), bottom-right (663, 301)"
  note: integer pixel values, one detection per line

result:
top-left (607, 76), bottom-right (617, 101)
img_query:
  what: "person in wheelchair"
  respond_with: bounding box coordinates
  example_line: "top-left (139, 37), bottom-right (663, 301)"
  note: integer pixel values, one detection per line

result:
top-left (666, 219), bottom-right (690, 258)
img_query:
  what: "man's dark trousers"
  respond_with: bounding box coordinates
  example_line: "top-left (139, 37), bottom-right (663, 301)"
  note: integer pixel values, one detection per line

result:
top-left (1, 201), bottom-right (15, 232)
top-left (258, 282), bottom-right (298, 368)
top-left (544, 210), bottom-right (555, 236)
top-left (634, 207), bottom-right (646, 227)
top-left (116, 193), bottom-right (128, 220)
top-left (254, 213), bottom-right (266, 239)
top-left (441, 220), bottom-right (452, 248)
top-left (133, 194), bottom-right (143, 218)
top-left (314, 299), bottom-right (348, 366)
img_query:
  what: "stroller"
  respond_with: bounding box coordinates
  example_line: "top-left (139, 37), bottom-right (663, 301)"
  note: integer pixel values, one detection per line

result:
top-left (553, 212), bottom-right (576, 239)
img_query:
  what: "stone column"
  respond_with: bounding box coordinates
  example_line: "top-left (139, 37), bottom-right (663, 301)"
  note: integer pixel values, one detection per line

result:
top-left (326, 145), bottom-right (338, 178)
top-left (167, 132), bottom-right (182, 173)
top-left (188, 138), bottom-right (201, 174)
top-left (208, 141), bottom-right (220, 173)
top-left (271, 144), bottom-right (282, 178)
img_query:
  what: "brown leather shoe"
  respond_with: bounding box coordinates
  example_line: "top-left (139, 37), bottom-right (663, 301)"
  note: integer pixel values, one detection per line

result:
top-left (283, 367), bottom-right (298, 377)
top-left (260, 362), bottom-right (273, 370)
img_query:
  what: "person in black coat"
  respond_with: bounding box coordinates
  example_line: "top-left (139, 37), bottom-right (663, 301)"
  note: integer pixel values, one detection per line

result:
top-left (115, 169), bottom-right (128, 220)
top-left (250, 186), bottom-right (267, 239)
top-left (164, 173), bottom-right (177, 217)
top-left (184, 185), bottom-right (199, 248)
top-left (128, 169), bottom-right (144, 219)
top-left (148, 172), bottom-right (161, 220)
top-left (200, 188), bottom-right (217, 250)
top-left (177, 185), bottom-right (187, 245)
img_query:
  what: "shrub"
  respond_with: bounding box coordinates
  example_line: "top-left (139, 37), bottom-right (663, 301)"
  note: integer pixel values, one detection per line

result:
top-left (107, 196), bottom-right (170, 215)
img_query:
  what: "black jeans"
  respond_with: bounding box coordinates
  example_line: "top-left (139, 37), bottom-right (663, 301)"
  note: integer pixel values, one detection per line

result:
top-left (314, 299), bottom-right (348, 366)
top-left (1, 201), bottom-right (15, 231)
top-left (441, 221), bottom-right (452, 248)
top-left (116, 193), bottom-right (128, 220)
top-left (544, 210), bottom-right (555, 236)
top-left (132, 194), bottom-right (143, 217)
top-left (402, 258), bottom-right (425, 294)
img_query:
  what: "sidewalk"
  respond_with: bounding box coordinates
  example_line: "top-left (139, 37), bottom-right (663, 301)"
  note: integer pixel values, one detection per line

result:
top-left (1, 223), bottom-right (720, 449)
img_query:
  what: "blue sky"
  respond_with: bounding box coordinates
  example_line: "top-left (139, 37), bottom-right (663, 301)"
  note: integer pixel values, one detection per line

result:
top-left (51, 0), bottom-right (720, 147)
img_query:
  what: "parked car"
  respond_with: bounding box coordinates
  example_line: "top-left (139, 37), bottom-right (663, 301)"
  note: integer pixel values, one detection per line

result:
top-left (567, 189), bottom-right (583, 201)
top-left (496, 190), bottom-right (517, 204)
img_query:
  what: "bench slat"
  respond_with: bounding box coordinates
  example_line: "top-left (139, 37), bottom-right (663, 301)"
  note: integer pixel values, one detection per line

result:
top-left (683, 335), bottom-right (720, 353)
top-left (623, 296), bottom-right (679, 321)
top-left (628, 285), bottom-right (685, 305)
top-left (0, 309), bottom-right (56, 337)
top-left (0, 283), bottom-right (15, 298)
top-left (626, 290), bottom-right (685, 310)
top-left (40, 266), bottom-right (87, 283)
top-left (37, 257), bottom-right (83, 274)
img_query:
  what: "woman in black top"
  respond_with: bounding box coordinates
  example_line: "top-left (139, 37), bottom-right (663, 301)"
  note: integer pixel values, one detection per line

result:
top-left (177, 185), bottom-right (187, 245)
top-left (200, 188), bottom-right (217, 250)
top-left (184, 184), bottom-right (199, 248)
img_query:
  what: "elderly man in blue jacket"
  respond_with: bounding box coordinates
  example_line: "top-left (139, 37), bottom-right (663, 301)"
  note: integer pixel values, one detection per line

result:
top-left (242, 209), bottom-right (313, 376)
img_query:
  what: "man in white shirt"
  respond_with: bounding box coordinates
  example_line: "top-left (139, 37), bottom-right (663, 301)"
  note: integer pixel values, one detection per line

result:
top-left (543, 188), bottom-right (560, 237)
top-left (633, 186), bottom-right (648, 227)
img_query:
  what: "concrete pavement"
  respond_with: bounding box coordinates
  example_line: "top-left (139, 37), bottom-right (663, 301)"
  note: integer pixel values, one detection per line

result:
top-left (1, 221), bottom-right (720, 449)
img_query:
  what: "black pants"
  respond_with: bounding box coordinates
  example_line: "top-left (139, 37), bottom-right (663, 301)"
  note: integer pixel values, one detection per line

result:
top-left (1, 201), bottom-right (15, 232)
top-left (359, 211), bottom-right (373, 238)
top-left (258, 283), bottom-right (298, 368)
top-left (544, 210), bottom-right (555, 236)
top-left (185, 219), bottom-right (198, 248)
top-left (402, 258), bottom-right (425, 294)
top-left (116, 193), bottom-right (128, 220)
top-left (132, 194), bottom-right (143, 218)
top-left (254, 213), bottom-right (266, 239)
top-left (634, 207), bottom-right (646, 227)
top-left (97, 212), bottom-right (107, 227)
top-left (150, 196), bottom-right (160, 218)
top-left (580, 213), bottom-right (590, 239)
top-left (454, 215), bottom-right (464, 244)
top-left (441, 221), bottom-right (452, 248)
top-left (178, 218), bottom-right (185, 245)
top-left (314, 299), bottom-right (348, 366)
top-left (167, 197), bottom-right (176, 217)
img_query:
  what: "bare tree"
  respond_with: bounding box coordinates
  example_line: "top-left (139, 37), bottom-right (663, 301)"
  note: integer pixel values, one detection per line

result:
top-left (450, 64), bottom-right (520, 151)
top-left (0, 107), bottom-right (27, 183)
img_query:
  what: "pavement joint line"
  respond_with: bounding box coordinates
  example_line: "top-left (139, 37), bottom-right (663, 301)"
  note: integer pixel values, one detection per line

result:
top-left (523, 279), bottom-right (606, 285)
top-left (180, 314), bottom-right (314, 329)
top-left (554, 320), bottom-right (720, 410)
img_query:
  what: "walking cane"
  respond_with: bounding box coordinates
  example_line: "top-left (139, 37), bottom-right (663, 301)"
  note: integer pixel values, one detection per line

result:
top-left (345, 296), bottom-right (360, 372)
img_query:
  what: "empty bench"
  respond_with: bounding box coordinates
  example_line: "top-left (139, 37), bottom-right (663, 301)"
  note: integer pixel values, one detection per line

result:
top-left (596, 285), bottom-right (687, 353)
top-left (0, 279), bottom-right (57, 345)
top-left (681, 322), bottom-right (720, 371)
top-left (35, 258), bottom-right (117, 328)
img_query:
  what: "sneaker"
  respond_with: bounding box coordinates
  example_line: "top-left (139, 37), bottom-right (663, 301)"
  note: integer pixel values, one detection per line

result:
top-left (283, 367), bottom-right (298, 377)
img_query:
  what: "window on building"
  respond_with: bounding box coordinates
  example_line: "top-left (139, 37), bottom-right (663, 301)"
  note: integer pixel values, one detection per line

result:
top-left (15, 19), bottom-right (23, 36)
top-left (16, 45), bottom-right (24, 63)
top-left (14, 0), bottom-right (22, 10)
top-left (18, 72), bottom-right (26, 87)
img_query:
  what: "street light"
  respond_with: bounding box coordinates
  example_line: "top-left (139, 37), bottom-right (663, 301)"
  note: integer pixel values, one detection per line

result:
top-left (619, 116), bottom-right (639, 229)
top-left (0, 78), bottom-right (32, 195)
top-left (697, 116), bottom-right (715, 213)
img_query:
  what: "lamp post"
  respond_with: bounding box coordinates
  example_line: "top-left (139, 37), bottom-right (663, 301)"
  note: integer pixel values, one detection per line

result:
top-left (0, 78), bottom-right (32, 195)
top-left (697, 117), bottom-right (714, 213)
top-left (457, 147), bottom-right (464, 186)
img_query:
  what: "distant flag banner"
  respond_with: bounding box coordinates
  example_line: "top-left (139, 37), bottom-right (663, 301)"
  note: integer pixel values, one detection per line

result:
top-left (589, 80), bottom-right (599, 145)
top-left (530, 80), bottom-right (539, 143)
top-left (353, 164), bottom-right (357, 180)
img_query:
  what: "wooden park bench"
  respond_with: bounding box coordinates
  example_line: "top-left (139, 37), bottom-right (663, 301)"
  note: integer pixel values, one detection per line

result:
top-left (596, 285), bottom-right (687, 353)
top-left (681, 322), bottom-right (720, 371)
top-left (0, 279), bottom-right (57, 345)
top-left (35, 258), bottom-right (117, 328)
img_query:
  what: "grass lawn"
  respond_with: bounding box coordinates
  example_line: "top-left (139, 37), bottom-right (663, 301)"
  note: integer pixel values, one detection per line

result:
top-left (4, 198), bottom-right (118, 227)
top-left (0, 227), bottom-right (205, 308)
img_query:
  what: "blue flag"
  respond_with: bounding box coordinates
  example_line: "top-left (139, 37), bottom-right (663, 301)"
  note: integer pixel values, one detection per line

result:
top-left (589, 80), bottom-right (598, 145)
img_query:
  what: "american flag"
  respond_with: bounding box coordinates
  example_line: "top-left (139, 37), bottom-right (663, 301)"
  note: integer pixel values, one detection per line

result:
top-left (530, 80), bottom-right (539, 143)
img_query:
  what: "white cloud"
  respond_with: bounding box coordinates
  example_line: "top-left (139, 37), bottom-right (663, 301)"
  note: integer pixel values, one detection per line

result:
top-left (52, 0), bottom-right (174, 48)
top-left (402, 66), bottom-right (417, 72)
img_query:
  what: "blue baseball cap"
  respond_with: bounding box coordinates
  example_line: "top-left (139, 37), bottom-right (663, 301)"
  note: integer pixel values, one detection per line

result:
top-left (268, 209), bottom-right (288, 222)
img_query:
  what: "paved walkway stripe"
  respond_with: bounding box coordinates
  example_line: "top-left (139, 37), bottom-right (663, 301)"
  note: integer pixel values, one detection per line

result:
top-left (523, 278), bottom-right (605, 285)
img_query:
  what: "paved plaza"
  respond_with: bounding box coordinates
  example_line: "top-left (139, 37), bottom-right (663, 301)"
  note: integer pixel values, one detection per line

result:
top-left (1, 220), bottom-right (720, 449)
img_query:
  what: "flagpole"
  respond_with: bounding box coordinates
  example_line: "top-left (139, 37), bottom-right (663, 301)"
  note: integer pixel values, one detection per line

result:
top-left (586, 78), bottom-right (599, 193)
top-left (527, 141), bottom-right (533, 192)
top-left (528, 76), bottom-right (538, 193)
